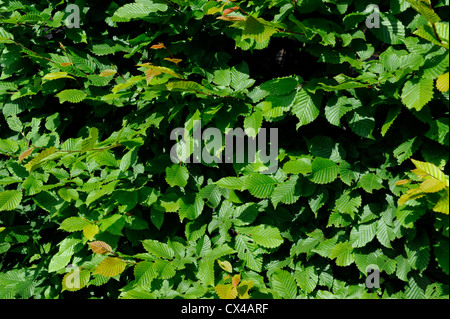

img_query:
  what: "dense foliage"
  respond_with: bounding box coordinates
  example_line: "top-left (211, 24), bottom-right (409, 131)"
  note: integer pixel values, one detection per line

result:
top-left (0, 0), bottom-right (449, 299)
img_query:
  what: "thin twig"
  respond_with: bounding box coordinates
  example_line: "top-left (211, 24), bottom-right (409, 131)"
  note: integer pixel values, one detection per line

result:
top-left (13, 41), bottom-right (57, 64)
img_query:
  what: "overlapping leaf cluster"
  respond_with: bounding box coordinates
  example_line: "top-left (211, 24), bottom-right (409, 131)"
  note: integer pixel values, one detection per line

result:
top-left (0, 0), bottom-right (448, 299)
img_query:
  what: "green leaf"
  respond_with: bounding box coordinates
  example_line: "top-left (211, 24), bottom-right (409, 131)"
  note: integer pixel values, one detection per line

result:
top-left (112, 3), bottom-right (168, 21)
top-left (58, 188), bottom-right (79, 203)
top-left (59, 217), bottom-right (89, 232)
top-left (393, 137), bottom-right (418, 164)
top-left (294, 266), bottom-right (318, 294)
top-left (434, 238), bottom-right (449, 275)
top-left (271, 269), bottom-right (298, 299)
top-left (165, 164), bottom-right (189, 188)
top-left (339, 161), bottom-right (357, 186)
top-left (271, 175), bottom-right (300, 208)
top-left (291, 89), bottom-right (321, 128)
top-left (6, 115), bottom-right (23, 132)
top-left (134, 261), bottom-right (157, 287)
top-left (237, 225), bottom-right (284, 248)
top-left (235, 235), bottom-right (262, 272)
top-left (93, 150), bottom-right (118, 167)
top-left (213, 69), bottom-right (231, 87)
top-left (282, 159), bottom-right (312, 175)
top-left (405, 233), bottom-right (430, 272)
top-left (330, 242), bottom-right (355, 267)
top-left (371, 14), bottom-right (405, 45)
top-left (167, 81), bottom-right (208, 94)
top-left (81, 128), bottom-right (99, 152)
top-left (359, 173), bottom-right (384, 193)
top-left (324, 96), bottom-right (355, 127)
top-left (242, 16), bottom-right (277, 43)
top-left (197, 258), bottom-right (215, 286)
top-left (142, 239), bottom-right (175, 259)
top-left (244, 109), bottom-right (263, 138)
top-left (335, 191), bottom-right (362, 217)
top-left (0, 190), bottom-right (22, 211)
top-left (243, 173), bottom-right (278, 199)
top-left (230, 62), bottom-right (254, 91)
top-left (401, 78), bottom-right (434, 111)
top-left (56, 89), bottom-right (87, 104)
top-left (376, 218), bottom-right (395, 249)
top-left (119, 148), bottom-right (137, 172)
top-left (215, 177), bottom-right (245, 190)
top-left (350, 221), bottom-right (377, 248)
top-left (179, 194), bottom-right (204, 221)
top-left (309, 157), bottom-right (339, 184)
top-left (260, 77), bottom-right (299, 96)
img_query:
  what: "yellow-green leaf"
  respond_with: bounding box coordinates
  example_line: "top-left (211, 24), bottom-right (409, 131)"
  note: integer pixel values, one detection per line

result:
top-left (43, 72), bottom-right (75, 81)
top-left (99, 69), bottom-right (117, 77)
top-left (217, 260), bottom-right (233, 273)
top-left (237, 280), bottom-right (254, 299)
top-left (436, 72), bottom-right (449, 93)
top-left (215, 284), bottom-right (238, 299)
top-left (0, 190), bottom-right (23, 212)
top-left (24, 147), bottom-right (58, 172)
top-left (433, 190), bottom-right (449, 215)
top-left (83, 223), bottom-right (99, 240)
top-left (411, 159), bottom-right (449, 186)
top-left (93, 257), bottom-right (127, 277)
top-left (62, 269), bottom-right (90, 292)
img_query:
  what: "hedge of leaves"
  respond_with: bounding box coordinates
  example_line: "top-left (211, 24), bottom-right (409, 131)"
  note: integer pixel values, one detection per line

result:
top-left (0, 0), bottom-right (449, 299)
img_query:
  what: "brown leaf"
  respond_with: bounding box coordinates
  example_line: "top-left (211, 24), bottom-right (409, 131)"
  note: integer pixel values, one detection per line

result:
top-left (223, 6), bottom-right (239, 16)
top-left (88, 241), bottom-right (113, 254)
top-left (18, 148), bottom-right (34, 163)
top-left (60, 62), bottom-right (73, 67)
top-left (232, 274), bottom-right (241, 288)
top-left (395, 179), bottom-right (411, 186)
top-left (217, 15), bottom-right (246, 21)
top-left (150, 42), bottom-right (166, 49)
